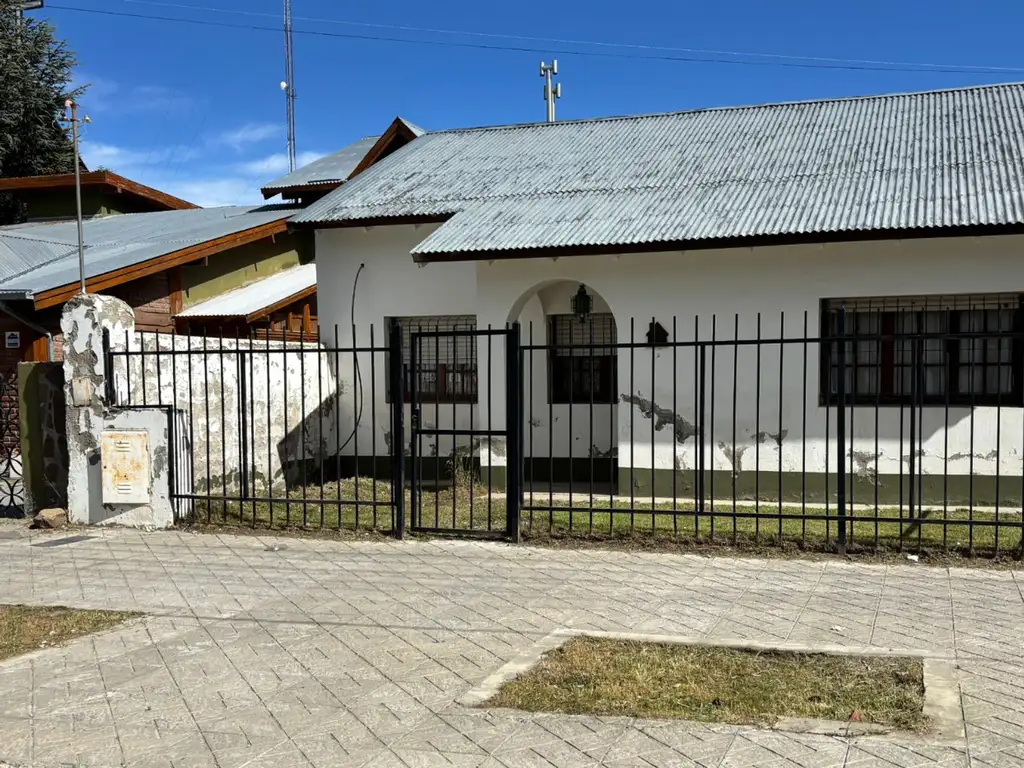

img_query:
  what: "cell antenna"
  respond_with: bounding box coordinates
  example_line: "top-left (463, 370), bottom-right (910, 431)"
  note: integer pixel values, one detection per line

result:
top-left (540, 60), bottom-right (561, 123)
top-left (282, 0), bottom-right (297, 171)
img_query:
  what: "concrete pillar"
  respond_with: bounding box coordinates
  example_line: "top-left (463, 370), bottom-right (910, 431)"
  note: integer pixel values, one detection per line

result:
top-left (62, 294), bottom-right (175, 528)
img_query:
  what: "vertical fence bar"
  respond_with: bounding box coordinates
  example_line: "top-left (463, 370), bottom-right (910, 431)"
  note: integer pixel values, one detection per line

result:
top-left (698, 343), bottom-right (706, 525)
top-left (370, 324), bottom-right (378, 530)
top-left (650, 317), bottom-right (656, 530)
top-left (754, 313), bottom-right (761, 538)
top-left (410, 332), bottom-right (419, 530)
top-left (265, 328), bottom-right (273, 528)
top-left (102, 330), bottom-right (114, 404)
top-left (733, 314), bottom-right (739, 544)
top-left (778, 312), bottom-right (784, 540)
top-left (801, 312), bottom-right (808, 547)
top-left (672, 316), bottom-right (678, 536)
top-left (505, 323), bottom-right (522, 542)
top-left (527, 322), bottom-right (534, 532)
top-left (333, 325), bottom-right (342, 529)
top-left (352, 324), bottom-right (361, 530)
top-left (318, 327), bottom-right (326, 528)
top-left (389, 322), bottom-right (405, 539)
top-left (709, 315), bottom-right (716, 539)
top-left (909, 315), bottom-right (918, 530)
top-left (836, 308), bottom-right (848, 555)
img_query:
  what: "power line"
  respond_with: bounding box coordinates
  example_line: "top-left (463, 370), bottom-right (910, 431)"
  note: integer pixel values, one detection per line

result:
top-left (117, 0), bottom-right (1024, 74)
top-left (48, 3), bottom-right (1024, 75)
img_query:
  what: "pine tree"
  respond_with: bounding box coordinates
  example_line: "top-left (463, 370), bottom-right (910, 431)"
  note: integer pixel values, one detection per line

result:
top-left (0, 1), bottom-right (84, 223)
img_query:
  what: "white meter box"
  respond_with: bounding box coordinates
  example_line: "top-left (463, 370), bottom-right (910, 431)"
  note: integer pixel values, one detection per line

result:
top-left (101, 431), bottom-right (151, 504)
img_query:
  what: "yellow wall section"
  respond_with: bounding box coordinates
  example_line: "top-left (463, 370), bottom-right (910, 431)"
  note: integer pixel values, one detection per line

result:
top-left (180, 230), bottom-right (313, 308)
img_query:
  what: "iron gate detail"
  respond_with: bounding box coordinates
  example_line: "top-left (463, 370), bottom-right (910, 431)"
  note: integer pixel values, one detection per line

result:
top-left (407, 325), bottom-right (521, 540)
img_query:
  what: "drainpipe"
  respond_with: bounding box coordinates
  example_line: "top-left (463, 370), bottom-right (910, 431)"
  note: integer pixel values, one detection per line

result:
top-left (0, 302), bottom-right (53, 362)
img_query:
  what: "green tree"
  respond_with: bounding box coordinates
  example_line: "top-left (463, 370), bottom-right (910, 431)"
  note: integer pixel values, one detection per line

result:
top-left (0, 1), bottom-right (84, 223)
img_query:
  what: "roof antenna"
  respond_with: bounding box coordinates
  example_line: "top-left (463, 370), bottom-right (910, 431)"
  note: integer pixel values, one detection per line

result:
top-left (281, 0), bottom-right (297, 172)
top-left (540, 60), bottom-right (561, 123)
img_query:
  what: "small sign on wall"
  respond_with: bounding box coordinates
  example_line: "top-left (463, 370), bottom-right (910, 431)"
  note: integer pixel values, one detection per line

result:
top-left (5, 332), bottom-right (19, 349)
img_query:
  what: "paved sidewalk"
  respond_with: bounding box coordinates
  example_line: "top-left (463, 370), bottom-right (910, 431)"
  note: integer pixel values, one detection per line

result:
top-left (0, 528), bottom-right (1022, 767)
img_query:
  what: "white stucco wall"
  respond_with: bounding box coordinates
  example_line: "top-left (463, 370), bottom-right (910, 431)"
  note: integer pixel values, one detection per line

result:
top-left (110, 332), bottom-right (337, 494)
top-left (316, 226), bottom-right (1024, 488)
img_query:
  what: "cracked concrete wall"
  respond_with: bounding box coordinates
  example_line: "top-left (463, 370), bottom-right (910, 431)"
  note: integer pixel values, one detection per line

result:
top-left (315, 227), bottom-right (1024, 485)
top-left (110, 331), bottom-right (337, 494)
top-left (63, 294), bottom-right (174, 527)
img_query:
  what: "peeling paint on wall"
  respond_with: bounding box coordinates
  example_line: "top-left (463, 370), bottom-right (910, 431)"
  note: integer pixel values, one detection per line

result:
top-left (620, 393), bottom-right (696, 443)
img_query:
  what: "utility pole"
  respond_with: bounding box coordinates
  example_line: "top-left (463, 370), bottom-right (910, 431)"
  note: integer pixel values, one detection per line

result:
top-left (60, 100), bottom-right (89, 294)
top-left (282, 0), bottom-right (297, 172)
top-left (540, 60), bottom-right (561, 123)
top-left (14, 1), bottom-right (44, 19)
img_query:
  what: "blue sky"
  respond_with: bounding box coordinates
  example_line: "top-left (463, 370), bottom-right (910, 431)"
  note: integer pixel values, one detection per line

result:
top-left (39, 0), bottom-right (1024, 207)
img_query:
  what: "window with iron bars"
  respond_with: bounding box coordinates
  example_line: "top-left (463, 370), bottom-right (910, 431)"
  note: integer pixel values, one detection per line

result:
top-left (549, 313), bottom-right (617, 404)
top-left (388, 315), bottom-right (477, 403)
top-left (820, 294), bottom-right (1024, 407)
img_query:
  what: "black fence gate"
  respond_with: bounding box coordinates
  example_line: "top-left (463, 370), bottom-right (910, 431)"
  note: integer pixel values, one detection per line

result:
top-left (406, 325), bottom-right (521, 539)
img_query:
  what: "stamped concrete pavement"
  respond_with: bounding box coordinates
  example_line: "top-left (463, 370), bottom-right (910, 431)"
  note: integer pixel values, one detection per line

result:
top-left (0, 527), bottom-right (1022, 767)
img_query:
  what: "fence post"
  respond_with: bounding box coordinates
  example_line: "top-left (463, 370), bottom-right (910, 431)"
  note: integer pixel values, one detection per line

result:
top-left (389, 323), bottom-right (406, 539)
top-left (836, 308), bottom-right (847, 554)
top-left (102, 329), bottom-right (114, 405)
top-left (505, 323), bottom-right (522, 542)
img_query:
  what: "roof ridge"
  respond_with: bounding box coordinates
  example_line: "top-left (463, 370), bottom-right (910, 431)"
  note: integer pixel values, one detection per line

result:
top-left (428, 80), bottom-right (1024, 135)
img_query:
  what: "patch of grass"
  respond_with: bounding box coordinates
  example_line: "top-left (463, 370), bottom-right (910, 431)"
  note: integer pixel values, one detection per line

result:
top-left (487, 636), bottom-right (928, 731)
top-left (0, 605), bottom-right (140, 661)
top-left (185, 477), bottom-right (1024, 560)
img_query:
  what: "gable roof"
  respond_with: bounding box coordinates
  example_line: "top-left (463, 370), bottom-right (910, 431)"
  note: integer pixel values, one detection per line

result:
top-left (177, 262), bottom-right (317, 321)
top-left (261, 117), bottom-right (426, 199)
top-left (0, 205), bottom-right (297, 308)
top-left (291, 82), bottom-right (1024, 258)
top-left (0, 170), bottom-right (197, 211)
top-left (261, 136), bottom-right (380, 198)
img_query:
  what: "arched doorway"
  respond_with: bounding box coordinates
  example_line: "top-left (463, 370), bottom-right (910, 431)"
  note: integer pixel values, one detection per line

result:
top-left (508, 281), bottom-right (618, 495)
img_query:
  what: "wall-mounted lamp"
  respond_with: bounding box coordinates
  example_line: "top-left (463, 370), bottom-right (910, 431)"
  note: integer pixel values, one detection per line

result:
top-left (571, 284), bottom-right (592, 323)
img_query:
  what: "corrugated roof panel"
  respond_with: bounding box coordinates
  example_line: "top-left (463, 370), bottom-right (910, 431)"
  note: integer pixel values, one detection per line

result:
top-left (177, 263), bottom-right (317, 318)
top-left (294, 83), bottom-right (1024, 253)
top-left (261, 136), bottom-right (380, 193)
top-left (0, 205), bottom-right (297, 296)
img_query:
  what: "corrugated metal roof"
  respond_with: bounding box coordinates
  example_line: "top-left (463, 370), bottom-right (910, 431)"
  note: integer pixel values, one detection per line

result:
top-left (177, 262), bottom-right (317, 318)
top-left (293, 83), bottom-right (1024, 253)
top-left (262, 136), bottom-right (379, 193)
top-left (0, 205), bottom-right (297, 297)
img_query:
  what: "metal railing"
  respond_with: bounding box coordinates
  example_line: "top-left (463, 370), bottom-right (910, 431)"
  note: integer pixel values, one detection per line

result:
top-left (101, 311), bottom-right (1024, 558)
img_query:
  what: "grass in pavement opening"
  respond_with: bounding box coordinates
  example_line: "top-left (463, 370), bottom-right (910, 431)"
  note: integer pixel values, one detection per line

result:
top-left (487, 636), bottom-right (928, 731)
top-left (0, 605), bottom-right (140, 662)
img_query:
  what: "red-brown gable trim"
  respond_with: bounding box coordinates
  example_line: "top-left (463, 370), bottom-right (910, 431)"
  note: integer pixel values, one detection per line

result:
top-left (0, 171), bottom-right (198, 211)
top-left (346, 118), bottom-right (421, 180)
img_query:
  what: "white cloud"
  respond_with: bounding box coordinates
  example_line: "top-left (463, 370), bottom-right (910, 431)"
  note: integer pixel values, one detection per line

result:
top-left (154, 178), bottom-right (266, 208)
top-left (213, 122), bottom-right (283, 151)
top-left (80, 141), bottom-right (199, 172)
top-left (235, 150), bottom-right (325, 177)
top-left (74, 75), bottom-right (195, 115)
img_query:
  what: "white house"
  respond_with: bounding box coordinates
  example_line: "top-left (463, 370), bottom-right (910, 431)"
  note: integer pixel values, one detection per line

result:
top-left (291, 84), bottom-right (1024, 509)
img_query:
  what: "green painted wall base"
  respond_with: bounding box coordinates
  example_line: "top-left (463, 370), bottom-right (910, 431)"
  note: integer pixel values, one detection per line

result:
top-left (618, 468), bottom-right (1023, 508)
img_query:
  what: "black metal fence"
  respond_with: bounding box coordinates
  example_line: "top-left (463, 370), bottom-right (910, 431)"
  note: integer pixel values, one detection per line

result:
top-left (103, 309), bottom-right (1024, 558)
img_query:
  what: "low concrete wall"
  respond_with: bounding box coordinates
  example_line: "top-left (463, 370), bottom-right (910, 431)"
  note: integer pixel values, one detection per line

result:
top-left (109, 331), bottom-right (338, 495)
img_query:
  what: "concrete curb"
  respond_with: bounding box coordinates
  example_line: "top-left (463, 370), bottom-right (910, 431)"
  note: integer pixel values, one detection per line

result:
top-left (459, 628), bottom-right (966, 746)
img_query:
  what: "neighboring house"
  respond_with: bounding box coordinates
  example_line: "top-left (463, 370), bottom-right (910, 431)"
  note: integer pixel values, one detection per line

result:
top-left (292, 82), bottom-right (1024, 505)
top-left (0, 170), bottom-right (197, 221)
top-left (176, 261), bottom-right (318, 340)
top-left (0, 204), bottom-right (316, 460)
